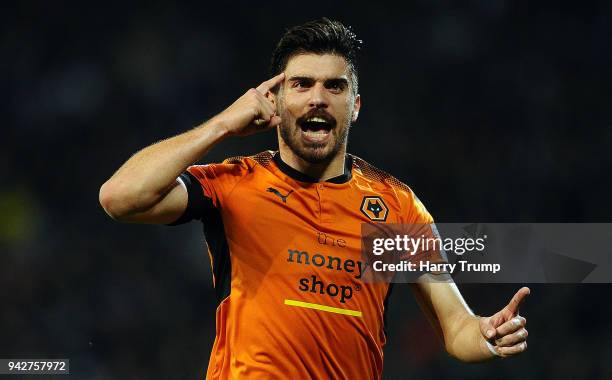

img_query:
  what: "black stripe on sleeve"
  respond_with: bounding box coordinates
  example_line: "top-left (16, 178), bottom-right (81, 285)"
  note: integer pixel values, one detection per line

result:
top-left (201, 206), bottom-right (231, 305)
top-left (166, 171), bottom-right (213, 226)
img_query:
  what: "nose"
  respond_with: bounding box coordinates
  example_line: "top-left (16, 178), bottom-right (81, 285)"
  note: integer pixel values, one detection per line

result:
top-left (308, 83), bottom-right (328, 108)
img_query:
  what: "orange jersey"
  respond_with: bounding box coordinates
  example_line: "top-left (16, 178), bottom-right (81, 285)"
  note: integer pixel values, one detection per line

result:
top-left (170, 151), bottom-right (440, 380)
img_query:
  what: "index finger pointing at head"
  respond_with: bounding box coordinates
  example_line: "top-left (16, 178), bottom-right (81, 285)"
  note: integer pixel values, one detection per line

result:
top-left (506, 287), bottom-right (530, 315)
top-left (256, 72), bottom-right (285, 94)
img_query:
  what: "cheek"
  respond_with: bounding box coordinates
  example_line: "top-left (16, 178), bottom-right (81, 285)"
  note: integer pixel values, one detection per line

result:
top-left (333, 96), bottom-right (353, 113)
top-left (285, 91), bottom-right (311, 109)
top-left (281, 100), bottom-right (303, 120)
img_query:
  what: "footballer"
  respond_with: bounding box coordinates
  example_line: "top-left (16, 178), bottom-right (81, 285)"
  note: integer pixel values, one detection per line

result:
top-left (99, 18), bottom-right (529, 379)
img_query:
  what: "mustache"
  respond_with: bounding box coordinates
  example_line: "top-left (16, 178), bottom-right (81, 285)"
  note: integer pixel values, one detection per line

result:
top-left (296, 108), bottom-right (337, 127)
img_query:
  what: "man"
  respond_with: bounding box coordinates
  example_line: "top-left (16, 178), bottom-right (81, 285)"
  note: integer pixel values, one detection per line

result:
top-left (99, 18), bottom-right (528, 379)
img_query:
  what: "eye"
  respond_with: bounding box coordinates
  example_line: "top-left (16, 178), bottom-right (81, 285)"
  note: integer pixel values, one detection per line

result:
top-left (325, 80), bottom-right (346, 93)
top-left (292, 79), bottom-right (312, 89)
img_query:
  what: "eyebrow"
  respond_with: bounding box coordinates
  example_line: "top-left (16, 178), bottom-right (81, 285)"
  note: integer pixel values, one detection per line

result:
top-left (288, 76), bottom-right (349, 86)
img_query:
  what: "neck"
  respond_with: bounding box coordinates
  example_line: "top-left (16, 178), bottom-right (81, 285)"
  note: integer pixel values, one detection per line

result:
top-left (278, 142), bottom-right (347, 182)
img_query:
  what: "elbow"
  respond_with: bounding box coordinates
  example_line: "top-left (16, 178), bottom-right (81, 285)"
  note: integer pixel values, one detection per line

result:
top-left (99, 180), bottom-right (140, 221)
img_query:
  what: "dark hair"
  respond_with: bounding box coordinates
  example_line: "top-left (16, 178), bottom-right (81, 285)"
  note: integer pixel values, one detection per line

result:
top-left (270, 18), bottom-right (362, 94)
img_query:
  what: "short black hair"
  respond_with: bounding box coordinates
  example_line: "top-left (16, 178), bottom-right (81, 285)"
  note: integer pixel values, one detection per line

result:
top-left (270, 18), bottom-right (362, 94)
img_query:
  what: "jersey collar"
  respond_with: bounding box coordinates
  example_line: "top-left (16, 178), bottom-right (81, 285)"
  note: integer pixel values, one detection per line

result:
top-left (273, 151), bottom-right (353, 184)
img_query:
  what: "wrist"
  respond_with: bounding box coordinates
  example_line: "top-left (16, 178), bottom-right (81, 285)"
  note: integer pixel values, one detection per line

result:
top-left (476, 316), bottom-right (500, 360)
top-left (202, 115), bottom-right (234, 140)
top-left (482, 338), bottom-right (500, 358)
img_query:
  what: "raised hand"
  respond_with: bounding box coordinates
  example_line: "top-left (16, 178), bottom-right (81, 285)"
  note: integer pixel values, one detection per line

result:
top-left (215, 72), bottom-right (285, 137)
top-left (479, 287), bottom-right (530, 358)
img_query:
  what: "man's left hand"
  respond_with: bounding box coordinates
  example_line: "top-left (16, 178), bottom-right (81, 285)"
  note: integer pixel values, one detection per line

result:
top-left (479, 287), bottom-right (530, 358)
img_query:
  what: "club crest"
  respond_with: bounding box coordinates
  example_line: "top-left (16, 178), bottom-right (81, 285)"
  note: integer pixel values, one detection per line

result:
top-left (360, 196), bottom-right (388, 221)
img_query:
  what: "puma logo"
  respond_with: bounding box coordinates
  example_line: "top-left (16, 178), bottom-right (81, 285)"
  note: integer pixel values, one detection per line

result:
top-left (267, 187), bottom-right (294, 203)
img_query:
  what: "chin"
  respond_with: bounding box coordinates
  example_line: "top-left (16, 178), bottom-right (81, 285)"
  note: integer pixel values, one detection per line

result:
top-left (295, 145), bottom-right (338, 164)
top-left (281, 125), bottom-right (345, 164)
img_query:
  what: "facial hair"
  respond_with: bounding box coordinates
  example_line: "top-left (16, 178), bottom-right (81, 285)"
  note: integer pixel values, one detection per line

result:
top-left (277, 96), bottom-right (352, 164)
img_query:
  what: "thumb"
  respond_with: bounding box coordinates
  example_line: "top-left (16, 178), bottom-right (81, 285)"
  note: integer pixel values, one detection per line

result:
top-left (505, 286), bottom-right (530, 316)
top-left (479, 316), bottom-right (496, 339)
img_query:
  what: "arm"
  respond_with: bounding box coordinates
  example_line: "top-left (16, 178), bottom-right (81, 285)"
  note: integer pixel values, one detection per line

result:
top-left (410, 278), bottom-right (529, 362)
top-left (99, 73), bottom-right (285, 224)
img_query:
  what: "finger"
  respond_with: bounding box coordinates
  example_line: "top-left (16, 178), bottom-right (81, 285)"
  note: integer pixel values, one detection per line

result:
top-left (488, 311), bottom-right (506, 329)
top-left (495, 328), bottom-right (528, 347)
top-left (253, 118), bottom-right (269, 127)
top-left (505, 287), bottom-right (530, 315)
top-left (249, 92), bottom-right (276, 124)
top-left (253, 113), bottom-right (281, 129)
top-left (254, 89), bottom-right (276, 114)
top-left (496, 316), bottom-right (526, 336)
top-left (496, 341), bottom-right (527, 357)
top-left (479, 316), bottom-right (497, 340)
top-left (268, 115), bottom-right (282, 127)
top-left (245, 88), bottom-right (274, 118)
top-left (256, 72), bottom-right (285, 94)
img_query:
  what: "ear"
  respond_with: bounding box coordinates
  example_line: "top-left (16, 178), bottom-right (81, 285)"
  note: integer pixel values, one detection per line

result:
top-left (351, 94), bottom-right (361, 122)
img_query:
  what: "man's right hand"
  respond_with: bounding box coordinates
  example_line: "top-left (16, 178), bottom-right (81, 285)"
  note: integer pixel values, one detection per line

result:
top-left (215, 72), bottom-right (285, 137)
top-left (99, 72), bottom-right (286, 224)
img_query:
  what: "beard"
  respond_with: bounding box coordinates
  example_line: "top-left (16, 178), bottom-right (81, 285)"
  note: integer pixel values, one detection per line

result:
top-left (278, 105), bottom-right (351, 164)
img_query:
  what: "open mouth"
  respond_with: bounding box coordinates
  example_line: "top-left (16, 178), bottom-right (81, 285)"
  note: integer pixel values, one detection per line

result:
top-left (297, 115), bottom-right (335, 143)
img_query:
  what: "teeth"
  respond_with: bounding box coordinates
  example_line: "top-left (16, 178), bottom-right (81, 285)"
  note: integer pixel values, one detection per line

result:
top-left (306, 117), bottom-right (327, 123)
top-left (303, 130), bottom-right (329, 136)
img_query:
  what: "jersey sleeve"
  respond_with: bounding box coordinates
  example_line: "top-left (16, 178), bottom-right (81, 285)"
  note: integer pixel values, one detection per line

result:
top-left (399, 189), bottom-right (448, 265)
top-left (167, 159), bottom-right (249, 225)
top-left (404, 191), bottom-right (433, 224)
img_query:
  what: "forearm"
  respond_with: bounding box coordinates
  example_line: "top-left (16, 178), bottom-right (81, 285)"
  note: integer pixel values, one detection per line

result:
top-left (445, 313), bottom-right (495, 363)
top-left (99, 117), bottom-right (228, 217)
top-left (99, 73), bottom-right (285, 220)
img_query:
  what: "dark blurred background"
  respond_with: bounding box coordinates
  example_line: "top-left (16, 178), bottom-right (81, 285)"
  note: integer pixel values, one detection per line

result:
top-left (1, 1), bottom-right (611, 379)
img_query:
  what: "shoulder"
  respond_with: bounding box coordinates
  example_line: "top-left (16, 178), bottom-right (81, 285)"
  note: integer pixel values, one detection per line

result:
top-left (351, 154), bottom-right (413, 194)
top-left (188, 150), bottom-right (275, 178)
top-left (221, 150), bottom-right (275, 170)
top-left (183, 151), bottom-right (276, 204)
top-left (350, 154), bottom-right (433, 223)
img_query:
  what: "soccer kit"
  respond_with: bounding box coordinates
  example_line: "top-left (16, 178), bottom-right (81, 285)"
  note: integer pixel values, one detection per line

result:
top-left (170, 151), bottom-right (442, 379)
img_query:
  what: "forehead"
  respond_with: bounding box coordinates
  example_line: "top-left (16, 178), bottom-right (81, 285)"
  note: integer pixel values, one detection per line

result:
top-left (284, 53), bottom-right (350, 79)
